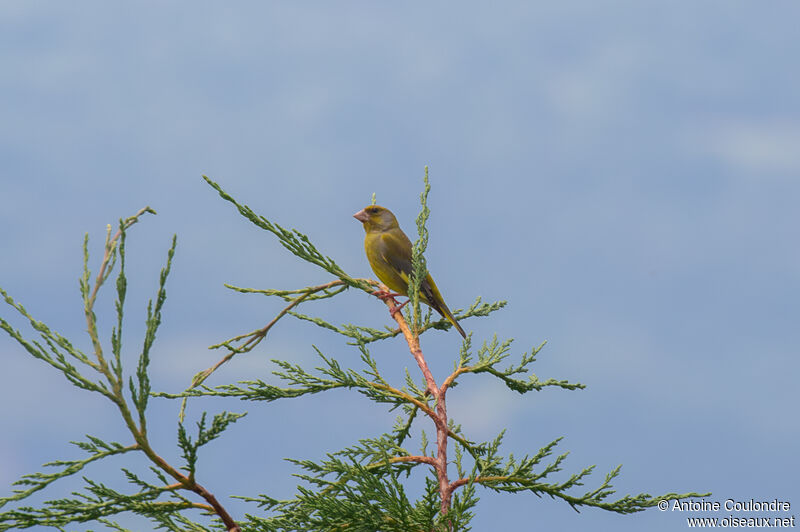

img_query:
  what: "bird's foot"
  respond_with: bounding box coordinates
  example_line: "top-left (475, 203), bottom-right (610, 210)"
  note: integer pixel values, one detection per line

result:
top-left (371, 289), bottom-right (408, 316)
top-left (388, 300), bottom-right (409, 316)
top-left (371, 289), bottom-right (402, 301)
top-left (371, 289), bottom-right (409, 315)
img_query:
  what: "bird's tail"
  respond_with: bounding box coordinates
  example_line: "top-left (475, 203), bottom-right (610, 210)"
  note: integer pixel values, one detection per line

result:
top-left (430, 298), bottom-right (467, 339)
top-left (420, 279), bottom-right (467, 339)
top-left (446, 308), bottom-right (467, 339)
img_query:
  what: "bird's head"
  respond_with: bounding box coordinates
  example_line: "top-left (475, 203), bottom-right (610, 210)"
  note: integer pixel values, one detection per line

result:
top-left (353, 205), bottom-right (399, 233)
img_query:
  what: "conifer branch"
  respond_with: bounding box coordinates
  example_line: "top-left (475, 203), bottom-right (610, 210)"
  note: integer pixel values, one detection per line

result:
top-left (81, 207), bottom-right (156, 381)
top-left (189, 279), bottom-right (348, 390)
top-left (408, 166), bottom-right (431, 335)
top-left (1, 210), bottom-right (243, 531)
top-left (0, 438), bottom-right (137, 509)
top-left (444, 434), bottom-right (709, 514)
top-left (184, 175), bottom-right (704, 528)
top-left (202, 175), bottom-right (372, 293)
top-left (381, 176), bottom-right (455, 519)
top-left (2, 176), bottom-right (708, 530)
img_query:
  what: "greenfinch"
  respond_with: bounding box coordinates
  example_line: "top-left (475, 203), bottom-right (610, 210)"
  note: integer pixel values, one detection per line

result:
top-left (353, 205), bottom-right (466, 338)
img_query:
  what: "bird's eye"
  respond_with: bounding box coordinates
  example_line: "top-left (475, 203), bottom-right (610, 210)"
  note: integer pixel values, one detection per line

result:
top-left (369, 207), bottom-right (378, 214)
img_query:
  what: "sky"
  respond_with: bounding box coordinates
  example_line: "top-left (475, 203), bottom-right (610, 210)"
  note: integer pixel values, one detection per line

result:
top-left (1, 2), bottom-right (799, 531)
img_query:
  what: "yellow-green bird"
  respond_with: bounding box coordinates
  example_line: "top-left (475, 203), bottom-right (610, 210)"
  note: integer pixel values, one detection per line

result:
top-left (353, 205), bottom-right (466, 338)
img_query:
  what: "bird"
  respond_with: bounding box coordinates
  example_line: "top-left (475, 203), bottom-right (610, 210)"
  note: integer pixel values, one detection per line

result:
top-left (353, 205), bottom-right (466, 338)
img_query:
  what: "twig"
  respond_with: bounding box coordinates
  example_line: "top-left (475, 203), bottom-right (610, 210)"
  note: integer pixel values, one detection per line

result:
top-left (178, 280), bottom-right (350, 421)
top-left (87, 207), bottom-right (156, 310)
top-left (384, 455), bottom-right (437, 467)
top-left (83, 207), bottom-right (156, 375)
top-left (193, 279), bottom-right (363, 389)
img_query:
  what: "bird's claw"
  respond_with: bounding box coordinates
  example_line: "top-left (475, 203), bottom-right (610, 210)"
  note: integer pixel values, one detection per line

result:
top-left (371, 289), bottom-right (408, 316)
top-left (371, 289), bottom-right (402, 300)
top-left (389, 300), bottom-right (409, 316)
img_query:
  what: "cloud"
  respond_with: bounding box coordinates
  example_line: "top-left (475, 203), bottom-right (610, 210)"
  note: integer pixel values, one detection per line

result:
top-left (544, 42), bottom-right (644, 124)
top-left (699, 121), bottom-right (800, 175)
top-left (447, 378), bottom-right (525, 438)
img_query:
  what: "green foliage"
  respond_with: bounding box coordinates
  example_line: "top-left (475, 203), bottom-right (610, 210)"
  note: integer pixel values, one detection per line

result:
top-left (201, 176), bottom-right (367, 293)
top-left (408, 166), bottom-right (431, 334)
top-left (1, 208), bottom-right (243, 531)
top-left (0, 175), bottom-right (709, 531)
top-left (179, 412), bottom-right (246, 480)
top-left (0, 436), bottom-right (135, 511)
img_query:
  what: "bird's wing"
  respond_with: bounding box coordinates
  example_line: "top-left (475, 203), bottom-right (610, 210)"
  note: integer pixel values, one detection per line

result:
top-left (377, 229), bottom-right (466, 337)
top-left (378, 230), bottom-right (414, 283)
top-left (378, 230), bottom-right (442, 306)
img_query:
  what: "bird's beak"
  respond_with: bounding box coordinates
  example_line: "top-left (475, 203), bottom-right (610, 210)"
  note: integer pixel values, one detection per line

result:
top-left (353, 209), bottom-right (368, 223)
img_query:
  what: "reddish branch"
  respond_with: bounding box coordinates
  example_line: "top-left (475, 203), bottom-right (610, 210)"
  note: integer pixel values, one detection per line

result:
top-left (124, 437), bottom-right (241, 531)
top-left (380, 290), bottom-right (467, 519)
top-left (190, 483), bottom-right (241, 532)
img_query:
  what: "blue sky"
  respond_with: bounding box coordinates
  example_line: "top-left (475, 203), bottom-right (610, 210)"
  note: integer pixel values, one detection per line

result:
top-left (1, 2), bottom-right (798, 530)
